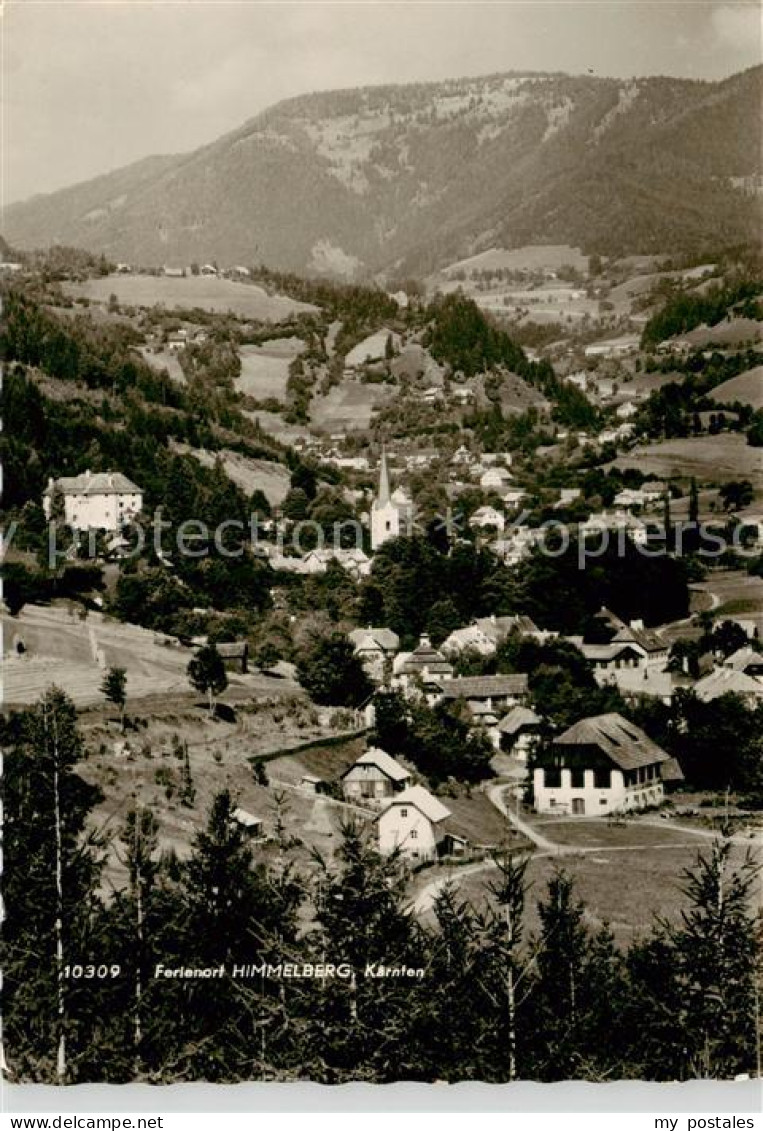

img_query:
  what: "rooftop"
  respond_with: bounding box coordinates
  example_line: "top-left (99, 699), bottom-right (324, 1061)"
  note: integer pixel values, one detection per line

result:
top-left (343, 747), bottom-right (410, 784)
top-left (441, 674), bottom-right (529, 699)
top-left (45, 470), bottom-right (142, 496)
top-left (381, 784), bottom-right (451, 825)
top-left (554, 712), bottom-right (671, 772)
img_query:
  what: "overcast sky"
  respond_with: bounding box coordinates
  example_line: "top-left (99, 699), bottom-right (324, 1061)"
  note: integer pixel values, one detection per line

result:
top-left (3, 0), bottom-right (761, 205)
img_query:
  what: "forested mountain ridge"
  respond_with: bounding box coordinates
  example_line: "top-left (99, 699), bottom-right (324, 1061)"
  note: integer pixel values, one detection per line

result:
top-left (5, 67), bottom-right (761, 276)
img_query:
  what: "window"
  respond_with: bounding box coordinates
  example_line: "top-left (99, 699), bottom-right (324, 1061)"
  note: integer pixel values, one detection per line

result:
top-left (410, 830), bottom-right (418, 840)
top-left (400, 808), bottom-right (408, 818)
top-left (544, 767), bottom-right (561, 788)
top-left (593, 767), bottom-right (610, 789)
top-left (570, 769), bottom-right (585, 788)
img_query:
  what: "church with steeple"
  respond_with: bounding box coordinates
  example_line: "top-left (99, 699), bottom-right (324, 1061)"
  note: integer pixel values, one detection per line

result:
top-left (370, 450), bottom-right (413, 551)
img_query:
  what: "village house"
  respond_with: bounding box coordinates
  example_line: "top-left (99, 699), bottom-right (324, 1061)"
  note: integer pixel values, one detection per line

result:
top-left (450, 444), bottom-right (473, 466)
top-left (613, 622), bottom-right (669, 669)
top-left (43, 470), bottom-right (143, 532)
top-left (341, 747), bottom-right (411, 806)
top-left (491, 526), bottom-right (539, 564)
top-left (421, 385), bottom-right (445, 405)
top-left (377, 785), bottom-right (455, 863)
top-left (583, 335), bottom-right (639, 359)
top-left (579, 511), bottom-right (650, 546)
top-left (557, 488), bottom-right (582, 507)
top-left (438, 673), bottom-right (529, 746)
top-left (393, 635), bottom-right (454, 701)
top-left (441, 614), bottom-right (545, 659)
top-left (441, 624), bottom-right (497, 658)
top-left (166, 329), bottom-right (188, 351)
top-left (349, 626), bottom-right (400, 683)
top-left (301, 547), bottom-right (372, 578)
top-left (533, 713), bottom-right (682, 817)
top-left (480, 466), bottom-right (514, 491)
top-left (501, 488), bottom-right (528, 510)
top-left (576, 640), bottom-right (647, 673)
top-left (605, 666), bottom-right (679, 704)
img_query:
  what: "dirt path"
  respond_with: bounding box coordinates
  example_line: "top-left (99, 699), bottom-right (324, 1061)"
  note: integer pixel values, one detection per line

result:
top-left (486, 782), bottom-right (560, 852)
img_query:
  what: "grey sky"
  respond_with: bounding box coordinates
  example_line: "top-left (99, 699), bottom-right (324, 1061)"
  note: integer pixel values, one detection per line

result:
top-left (3, 0), bottom-right (761, 205)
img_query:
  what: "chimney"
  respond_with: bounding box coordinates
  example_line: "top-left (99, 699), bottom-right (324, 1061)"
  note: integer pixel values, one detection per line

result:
top-left (630, 619), bottom-right (644, 630)
top-left (419, 633), bottom-right (431, 648)
top-left (85, 469), bottom-right (91, 479)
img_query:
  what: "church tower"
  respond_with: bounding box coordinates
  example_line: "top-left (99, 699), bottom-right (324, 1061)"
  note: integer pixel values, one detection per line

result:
top-left (371, 449), bottom-right (409, 551)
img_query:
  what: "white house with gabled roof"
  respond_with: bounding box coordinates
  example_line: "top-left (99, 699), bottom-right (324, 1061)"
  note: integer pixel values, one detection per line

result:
top-left (377, 785), bottom-right (452, 862)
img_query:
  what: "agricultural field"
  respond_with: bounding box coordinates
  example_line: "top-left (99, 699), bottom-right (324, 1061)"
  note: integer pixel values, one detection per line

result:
top-left (611, 433), bottom-right (763, 489)
top-left (709, 366), bottom-right (763, 410)
top-left (673, 317), bottom-right (763, 350)
top-left (2, 604), bottom-right (200, 708)
top-left (440, 818), bottom-right (760, 948)
top-left (237, 344), bottom-right (294, 399)
top-left (440, 244), bottom-right (589, 276)
top-left (177, 444), bottom-right (292, 505)
top-left (243, 408), bottom-right (313, 446)
top-left (63, 273), bottom-right (317, 320)
top-left (77, 698), bottom-right (361, 891)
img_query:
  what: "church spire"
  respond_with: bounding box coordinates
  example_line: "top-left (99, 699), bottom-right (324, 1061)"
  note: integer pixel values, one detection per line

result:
top-left (377, 447), bottom-right (391, 506)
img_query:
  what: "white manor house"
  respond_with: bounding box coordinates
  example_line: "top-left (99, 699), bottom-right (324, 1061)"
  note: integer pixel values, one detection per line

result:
top-left (43, 470), bottom-right (143, 531)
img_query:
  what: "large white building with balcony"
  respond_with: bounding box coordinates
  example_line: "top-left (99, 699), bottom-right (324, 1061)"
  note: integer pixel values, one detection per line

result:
top-left (533, 713), bottom-right (682, 817)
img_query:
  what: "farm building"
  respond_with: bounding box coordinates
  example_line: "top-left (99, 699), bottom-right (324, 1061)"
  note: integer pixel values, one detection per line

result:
top-left (216, 641), bottom-right (249, 674)
top-left (533, 713), bottom-right (682, 817)
top-left (341, 747), bottom-right (410, 806)
top-left (231, 808), bottom-right (263, 838)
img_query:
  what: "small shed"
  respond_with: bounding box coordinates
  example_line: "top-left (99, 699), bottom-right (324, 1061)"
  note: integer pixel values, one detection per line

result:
top-left (300, 773), bottom-right (323, 793)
